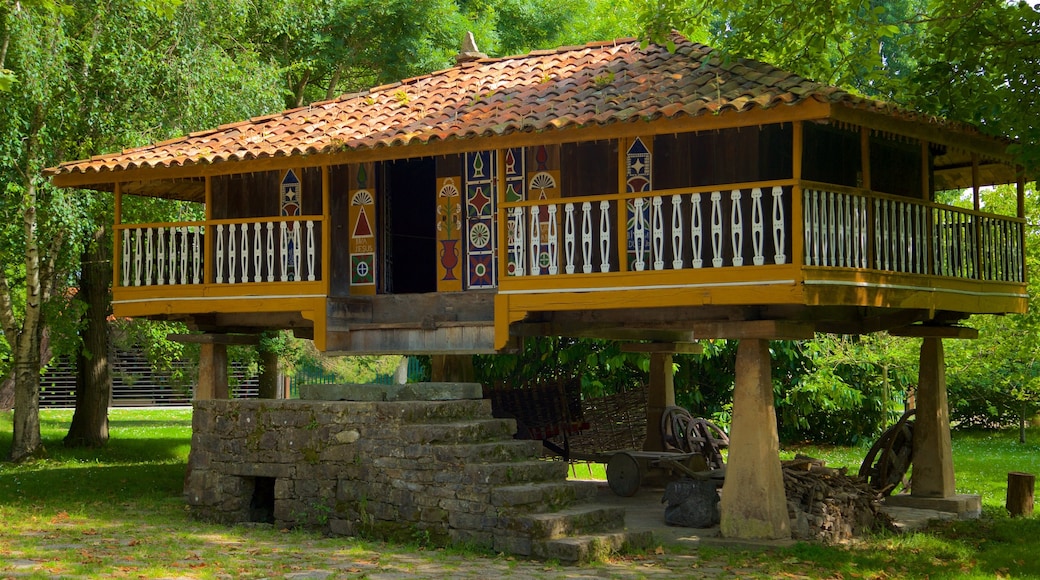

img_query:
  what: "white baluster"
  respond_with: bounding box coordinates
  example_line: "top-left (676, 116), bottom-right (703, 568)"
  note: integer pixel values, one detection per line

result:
top-left (529, 205), bottom-right (541, 276)
top-left (751, 188), bottom-right (764, 266)
top-left (811, 190), bottom-right (821, 266)
top-left (547, 205), bottom-right (559, 275)
top-left (252, 223), bottom-right (262, 282)
top-left (121, 229), bottom-right (131, 287)
top-left (239, 222), bottom-right (249, 282)
top-left (599, 200), bottom-right (611, 272)
top-left (804, 190), bottom-right (813, 266)
top-left (873, 199), bottom-right (882, 271)
top-left (180, 227), bottom-right (188, 284)
top-left (730, 190), bottom-right (743, 267)
top-left (827, 191), bottom-right (836, 267)
top-left (772, 186), bottom-right (785, 264)
top-left (266, 222), bottom-right (275, 282)
top-left (564, 203), bottom-right (576, 275)
top-left (671, 194), bottom-right (683, 270)
top-left (899, 202), bottom-right (908, 272)
top-left (691, 193), bottom-right (704, 268)
top-left (512, 208), bottom-right (526, 276)
top-left (133, 229), bottom-right (143, 286)
top-left (228, 223), bottom-right (238, 284)
top-left (306, 220), bottom-right (316, 281)
top-left (836, 193), bottom-right (846, 268)
top-left (633, 197), bottom-right (646, 271)
top-left (710, 191), bottom-right (723, 268)
top-left (651, 196), bottom-right (664, 270)
top-left (156, 227), bottom-right (166, 285)
top-left (145, 229), bottom-right (154, 285)
top-left (581, 202), bottom-right (593, 274)
top-left (168, 228), bottom-right (177, 284)
top-left (292, 223), bottom-right (302, 282)
top-left (192, 227), bottom-right (202, 284)
top-left (279, 222), bottom-right (288, 282)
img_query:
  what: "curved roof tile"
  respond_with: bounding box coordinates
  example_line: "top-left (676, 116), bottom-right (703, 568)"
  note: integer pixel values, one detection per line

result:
top-left (49, 35), bottom-right (980, 178)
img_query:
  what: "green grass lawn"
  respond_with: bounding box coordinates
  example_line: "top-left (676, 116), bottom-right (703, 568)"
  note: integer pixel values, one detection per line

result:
top-left (2, 408), bottom-right (1040, 578)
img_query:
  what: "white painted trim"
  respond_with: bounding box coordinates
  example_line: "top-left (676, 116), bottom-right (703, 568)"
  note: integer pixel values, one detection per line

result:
top-left (499, 279), bottom-right (796, 295)
top-left (113, 293), bottom-right (326, 305)
top-left (803, 279), bottom-right (1027, 298)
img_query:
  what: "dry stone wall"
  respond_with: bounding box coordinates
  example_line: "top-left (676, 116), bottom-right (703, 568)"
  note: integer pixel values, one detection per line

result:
top-left (183, 397), bottom-right (596, 551)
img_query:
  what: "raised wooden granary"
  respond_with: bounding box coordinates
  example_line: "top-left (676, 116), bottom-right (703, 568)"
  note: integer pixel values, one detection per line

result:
top-left (49, 35), bottom-right (1027, 540)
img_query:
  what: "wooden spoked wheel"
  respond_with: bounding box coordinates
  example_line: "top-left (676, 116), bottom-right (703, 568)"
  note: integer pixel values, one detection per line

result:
top-left (660, 406), bottom-right (729, 470)
top-left (859, 409), bottom-right (915, 495)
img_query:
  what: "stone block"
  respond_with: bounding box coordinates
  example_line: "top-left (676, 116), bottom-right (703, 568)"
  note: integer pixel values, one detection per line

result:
top-left (884, 494), bottom-right (982, 519)
top-left (300, 382), bottom-right (483, 402)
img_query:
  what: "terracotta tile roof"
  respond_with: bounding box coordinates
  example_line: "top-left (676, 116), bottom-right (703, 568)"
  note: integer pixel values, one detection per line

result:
top-left (47, 35), bottom-right (974, 180)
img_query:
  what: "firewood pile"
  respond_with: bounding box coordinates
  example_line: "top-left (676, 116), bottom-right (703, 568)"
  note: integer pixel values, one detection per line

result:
top-left (783, 455), bottom-right (897, 542)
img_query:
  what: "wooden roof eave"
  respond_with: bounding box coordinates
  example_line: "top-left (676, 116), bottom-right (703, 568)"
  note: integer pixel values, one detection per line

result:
top-left (49, 100), bottom-right (835, 198)
top-left (829, 103), bottom-right (1014, 164)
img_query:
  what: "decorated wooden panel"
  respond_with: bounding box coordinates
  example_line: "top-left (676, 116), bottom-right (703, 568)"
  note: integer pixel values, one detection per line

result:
top-left (625, 137), bottom-right (653, 270)
top-left (527, 145), bottom-right (560, 275)
top-left (348, 163), bottom-right (377, 294)
top-left (504, 147), bottom-right (526, 276)
top-left (464, 151), bottom-right (497, 289)
top-left (280, 169), bottom-right (303, 281)
top-left (436, 176), bottom-right (463, 291)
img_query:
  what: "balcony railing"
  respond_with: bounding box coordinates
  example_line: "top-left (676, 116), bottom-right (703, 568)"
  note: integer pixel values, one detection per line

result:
top-left (505, 181), bottom-right (793, 277)
top-left (117, 216), bottom-right (322, 288)
top-left (503, 180), bottom-right (1024, 285)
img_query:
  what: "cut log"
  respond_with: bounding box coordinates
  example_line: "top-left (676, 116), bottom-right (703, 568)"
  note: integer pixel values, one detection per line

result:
top-left (1006, 472), bottom-right (1035, 517)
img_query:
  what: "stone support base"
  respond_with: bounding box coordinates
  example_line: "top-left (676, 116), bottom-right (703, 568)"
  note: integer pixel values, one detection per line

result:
top-left (720, 339), bottom-right (790, 540)
top-left (884, 494), bottom-right (981, 520)
top-left (913, 337), bottom-right (956, 498)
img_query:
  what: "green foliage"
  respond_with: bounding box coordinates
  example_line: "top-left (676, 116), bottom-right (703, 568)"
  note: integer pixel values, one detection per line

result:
top-left (473, 337), bottom-right (647, 396)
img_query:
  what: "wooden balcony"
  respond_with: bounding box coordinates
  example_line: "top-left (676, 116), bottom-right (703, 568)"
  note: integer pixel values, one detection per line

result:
top-left (496, 179), bottom-right (1026, 348)
top-left (112, 215), bottom-right (327, 343)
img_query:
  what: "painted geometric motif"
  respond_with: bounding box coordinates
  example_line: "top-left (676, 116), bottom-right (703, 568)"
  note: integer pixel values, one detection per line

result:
top-left (465, 151), bottom-right (497, 289)
top-left (625, 137), bottom-right (653, 270)
top-left (348, 164), bottom-right (376, 294)
top-left (528, 145), bottom-right (561, 275)
top-left (503, 148), bottom-right (526, 276)
top-left (436, 177), bottom-right (463, 292)
top-left (280, 169), bottom-right (301, 281)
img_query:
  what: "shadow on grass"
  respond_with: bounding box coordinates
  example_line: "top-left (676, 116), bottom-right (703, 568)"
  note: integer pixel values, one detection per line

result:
top-left (0, 461), bottom-right (187, 507)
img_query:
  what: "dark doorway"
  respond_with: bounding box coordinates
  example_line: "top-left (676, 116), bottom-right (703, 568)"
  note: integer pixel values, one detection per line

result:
top-left (248, 476), bottom-right (276, 523)
top-left (382, 158), bottom-right (437, 294)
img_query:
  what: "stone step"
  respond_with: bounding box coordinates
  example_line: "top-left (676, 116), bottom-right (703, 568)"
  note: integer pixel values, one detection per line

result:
top-left (386, 398), bottom-right (495, 424)
top-left (533, 530), bottom-right (655, 564)
top-left (431, 439), bottom-right (543, 463)
top-left (491, 481), bottom-right (598, 514)
top-left (500, 505), bottom-right (627, 540)
top-left (463, 460), bottom-right (569, 486)
top-left (401, 419), bottom-right (518, 445)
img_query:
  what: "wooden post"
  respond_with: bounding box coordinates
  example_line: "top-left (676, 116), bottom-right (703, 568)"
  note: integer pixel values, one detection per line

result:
top-left (643, 352), bottom-right (675, 452)
top-left (196, 343), bottom-right (229, 400)
top-left (912, 337), bottom-right (956, 497)
top-left (430, 355), bottom-right (476, 382)
top-left (1007, 472), bottom-right (1035, 517)
top-left (720, 339), bottom-right (790, 539)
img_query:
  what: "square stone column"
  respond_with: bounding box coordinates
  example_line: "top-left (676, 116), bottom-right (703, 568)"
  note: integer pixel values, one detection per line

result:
top-left (720, 339), bottom-right (790, 539)
top-left (912, 337), bottom-right (956, 497)
top-left (196, 343), bottom-right (229, 400)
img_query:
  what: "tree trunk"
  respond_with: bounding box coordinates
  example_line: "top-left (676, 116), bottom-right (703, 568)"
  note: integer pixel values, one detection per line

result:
top-left (9, 326), bottom-right (43, 462)
top-left (65, 226), bottom-right (112, 448)
top-left (1020, 402), bottom-right (1027, 444)
top-left (1006, 472), bottom-right (1035, 517)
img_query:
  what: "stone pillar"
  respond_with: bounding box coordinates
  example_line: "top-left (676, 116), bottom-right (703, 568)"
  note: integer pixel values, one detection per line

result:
top-left (720, 339), bottom-right (790, 539)
top-left (257, 347), bottom-right (281, 399)
top-left (643, 353), bottom-right (675, 452)
top-left (912, 337), bottom-right (956, 497)
top-left (196, 343), bottom-right (229, 400)
top-left (430, 355), bottom-right (476, 383)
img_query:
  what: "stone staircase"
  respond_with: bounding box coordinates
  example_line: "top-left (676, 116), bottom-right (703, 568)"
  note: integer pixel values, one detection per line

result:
top-left (399, 397), bottom-right (653, 563)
